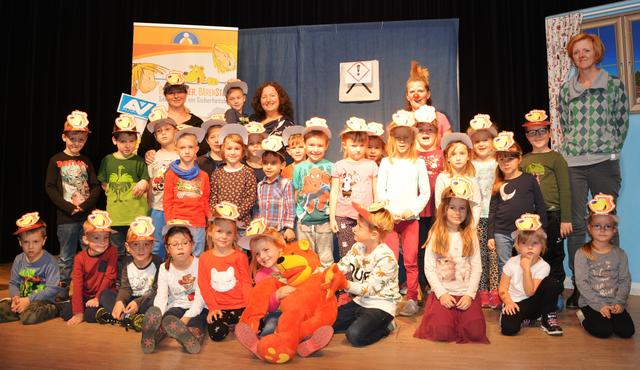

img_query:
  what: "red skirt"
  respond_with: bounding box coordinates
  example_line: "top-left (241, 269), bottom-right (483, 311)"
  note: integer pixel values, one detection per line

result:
top-left (414, 292), bottom-right (489, 344)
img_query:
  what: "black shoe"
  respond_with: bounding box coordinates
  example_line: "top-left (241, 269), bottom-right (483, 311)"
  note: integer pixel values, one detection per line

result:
top-left (541, 312), bottom-right (563, 336)
top-left (96, 307), bottom-right (116, 325)
top-left (566, 289), bottom-right (580, 309)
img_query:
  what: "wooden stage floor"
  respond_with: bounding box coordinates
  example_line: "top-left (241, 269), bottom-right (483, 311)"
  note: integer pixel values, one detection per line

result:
top-left (0, 263), bottom-right (638, 369)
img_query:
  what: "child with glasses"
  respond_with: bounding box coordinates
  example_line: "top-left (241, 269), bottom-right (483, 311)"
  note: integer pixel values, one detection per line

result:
top-left (520, 110), bottom-right (572, 309)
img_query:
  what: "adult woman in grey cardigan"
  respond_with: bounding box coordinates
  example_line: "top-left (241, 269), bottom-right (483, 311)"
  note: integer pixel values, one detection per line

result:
top-left (558, 33), bottom-right (629, 308)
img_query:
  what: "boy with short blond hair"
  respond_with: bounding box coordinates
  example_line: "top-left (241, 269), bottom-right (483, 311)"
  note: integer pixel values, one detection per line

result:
top-left (0, 212), bottom-right (60, 325)
top-left (45, 110), bottom-right (100, 291)
top-left (223, 79), bottom-right (249, 124)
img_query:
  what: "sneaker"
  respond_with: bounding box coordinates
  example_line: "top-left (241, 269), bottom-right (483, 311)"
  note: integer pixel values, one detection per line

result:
top-left (576, 309), bottom-right (585, 324)
top-left (162, 315), bottom-right (201, 354)
top-left (521, 317), bottom-right (541, 328)
top-left (297, 325), bottom-right (334, 357)
top-left (488, 290), bottom-right (502, 309)
top-left (566, 289), bottom-right (580, 309)
top-left (556, 295), bottom-right (565, 312)
top-left (399, 283), bottom-right (408, 295)
top-left (398, 299), bottom-right (419, 316)
top-left (96, 307), bottom-right (116, 325)
top-left (141, 307), bottom-right (163, 354)
top-left (387, 319), bottom-right (398, 333)
top-left (541, 312), bottom-right (563, 336)
top-left (479, 291), bottom-right (490, 308)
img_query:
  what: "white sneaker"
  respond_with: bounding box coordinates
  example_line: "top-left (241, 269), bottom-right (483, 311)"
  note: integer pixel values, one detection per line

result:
top-left (398, 299), bottom-right (419, 316)
top-left (387, 319), bottom-right (398, 333)
top-left (576, 309), bottom-right (585, 324)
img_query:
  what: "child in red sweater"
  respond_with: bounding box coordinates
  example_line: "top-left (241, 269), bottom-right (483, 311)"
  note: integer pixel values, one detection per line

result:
top-left (163, 127), bottom-right (211, 257)
top-left (60, 210), bottom-right (118, 325)
top-left (198, 202), bottom-right (252, 341)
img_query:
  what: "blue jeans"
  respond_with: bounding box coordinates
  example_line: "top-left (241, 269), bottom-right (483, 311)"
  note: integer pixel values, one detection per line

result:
top-left (260, 311), bottom-right (282, 337)
top-left (57, 222), bottom-right (84, 284)
top-left (150, 209), bottom-right (167, 259)
top-left (333, 301), bottom-right (393, 347)
top-left (494, 232), bottom-right (514, 276)
top-left (192, 227), bottom-right (205, 257)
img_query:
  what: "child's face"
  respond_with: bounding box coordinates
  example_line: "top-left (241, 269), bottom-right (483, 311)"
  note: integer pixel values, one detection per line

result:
top-left (205, 127), bottom-right (221, 153)
top-left (126, 240), bottom-right (153, 265)
top-left (18, 230), bottom-right (46, 261)
top-left (517, 236), bottom-right (543, 260)
top-left (262, 156), bottom-right (285, 180)
top-left (588, 214), bottom-right (617, 244)
top-left (343, 138), bottom-right (366, 161)
top-left (62, 131), bottom-right (88, 156)
top-left (166, 232), bottom-right (193, 264)
top-left (353, 216), bottom-right (376, 244)
top-left (251, 239), bottom-right (280, 269)
top-left (471, 131), bottom-right (494, 160)
top-left (260, 85), bottom-right (280, 114)
top-left (247, 134), bottom-right (264, 158)
top-left (497, 152), bottom-right (522, 177)
top-left (286, 143), bottom-right (306, 163)
top-left (223, 139), bottom-right (244, 165)
top-left (305, 136), bottom-right (328, 163)
top-left (83, 231), bottom-right (111, 255)
top-left (154, 125), bottom-right (177, 147)
top-left (392, 127), bottom-right (414, 156)
top-left (176, 135), bottom-right (199, 165)
top-left (446, 143), bottom-right (470, 173)
top-left (112, 133), bottom-right (138, 157)
top-left (416, 122), bottom-right (438, 151)
top-left (446, 198), bottom-right (468, 229)
top-left (211, 221), bottom-right (236, 250)
top-left (366, 137), bottom-right (384, 162)
top-left (406, 80), bottom-right (430, 110)
top-left (525, 126), bottom-right (551, 151)
top-left (226, 88), bottom-right (246, 111)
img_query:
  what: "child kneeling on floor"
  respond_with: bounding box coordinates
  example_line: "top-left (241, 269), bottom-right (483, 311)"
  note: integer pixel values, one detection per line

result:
top-left (499, 213), bottom-right (564, 336)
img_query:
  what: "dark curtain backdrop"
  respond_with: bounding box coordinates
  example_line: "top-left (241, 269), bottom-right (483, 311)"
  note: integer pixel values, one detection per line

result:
top-left (0, 0), bottom-right (613, 262)
top-left (239, 19), bottom-right (459, 162)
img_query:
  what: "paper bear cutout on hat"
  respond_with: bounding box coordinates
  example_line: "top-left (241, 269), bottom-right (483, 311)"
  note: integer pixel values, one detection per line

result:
top-left (525, 109), bottom-right (548, 123)
top-left (148, 106), bottom-right (168, 122)
top-left (305, 117), bottom-right (328, 128)
top-left (166, 219), bottom-right (193, 227)
top-left (470, 114), bottom-right (493, 130)
top-left (16, 212), bottom-right (40, 228)
top-left (493, 131), bottom-right (516, 151)
top-left (66, 110), bottom-right (89, 130)
top-left (344, 117), bottom-right (368, 132)
top-left (215, 202), bottom-right (240, 221)
top-left (130, 216), bottom-right (155, 237)
top-left (166, 70), bottom-right (185, 85)
top-left (588, 193), bottom-right (616, 215)
top-left (414, 105), bottom-right (437, 123)
top-left (261, 136), bottom-right (284, 152)
top-left (515, 213), bottom-right (543, 232)
top-left (367, 122), bottom-right (385, 137)
top-left (207, 113), bottom-right (226, 121)
top-left (448, 176), bottom-right (474, 201)
top-left (115, 114), bottom-right (137, 132)
top-left (245, 121), bottom-right (266, 134)
top-left (88, 210), bottom-right (113, 229)
top-left (367, 200), bottom-right (388, 213)
top-left (245, 218), bottom-right (267, 236)
top-left (392, 109), bottom-right (416, 127)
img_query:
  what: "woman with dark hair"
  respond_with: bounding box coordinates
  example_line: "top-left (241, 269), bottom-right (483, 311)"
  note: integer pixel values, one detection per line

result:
top-left (559, 32), bottom-right (629, 309)
top-left (249, 81), bottom-right (295, 136)
top-left (138, 76), bottom-right (207, 164)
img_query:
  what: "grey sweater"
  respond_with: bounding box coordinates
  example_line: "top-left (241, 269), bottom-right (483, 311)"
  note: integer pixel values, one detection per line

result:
top-left (575, 246), bottom-right (631, 311)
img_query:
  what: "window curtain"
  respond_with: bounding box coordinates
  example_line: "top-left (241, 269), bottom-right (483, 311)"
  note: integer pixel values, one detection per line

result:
top-left (546, 13), bottom-right (583, 150)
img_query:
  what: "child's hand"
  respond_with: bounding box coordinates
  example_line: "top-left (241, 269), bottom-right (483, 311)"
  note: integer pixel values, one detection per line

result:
top-left (276, 286), bottom-right (297, 300)
top-left (456, 295), bottom-right (473, 311)
top-left (438, 293), bottom-right (457, 309)
top-left (599, 305), bottom-right (612, 319)
top-left (70, 206), bottom-right (82, 216)
top-left (12, 297), bottom-right (30, 313)
top-left (124, 300), bottom-right (139, 315)
top-left (67, 313), bottom-right (84, 326)
top-left (180, 316), bottom-right (191, 326)
top-left (502, 301), bottom-right (520, 315)
top-left (519, 255), bottom-right (532, 270)
top-left (329, 218), bottom-right (339, 233)
top-left (131, 180), bottom-right (148, 197)
top-left (208, 309), bottom-right (223, 323)
top-left (85, 298), bottom-right (99, 308)
top-left (283, 228), bottom-right (296, 242)
top-left (112, 301), bottom-right (126, 320)
top-left (611, 304), bottom-right (624, 314)
top-left (144, 150), bottom-right (157, 165)
top-left (487, 239), bottom-right (496, 251)
top-left (560, 222), bottom-right (573, 238)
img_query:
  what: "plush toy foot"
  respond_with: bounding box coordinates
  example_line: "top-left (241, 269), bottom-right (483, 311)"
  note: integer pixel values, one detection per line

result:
top-left (297, 325), bottom-right (334, 357)
top-left (235, 323), bottom-right (262, 359)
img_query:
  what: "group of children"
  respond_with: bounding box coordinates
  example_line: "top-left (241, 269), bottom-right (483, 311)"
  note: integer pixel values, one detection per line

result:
top-left (1, 70), bottom-right (634, 357)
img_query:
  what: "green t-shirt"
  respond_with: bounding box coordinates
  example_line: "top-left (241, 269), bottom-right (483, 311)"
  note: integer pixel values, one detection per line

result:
top-left (292, 159), bottom-right (333, 225)
top-left (98, 154), bottom-right (150, 226)
top-left (520, 151), bottom-right (572, 223)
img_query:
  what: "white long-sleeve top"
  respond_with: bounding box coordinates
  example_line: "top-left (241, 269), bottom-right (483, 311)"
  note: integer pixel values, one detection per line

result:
top-left (424, 232), bottom-right (481, 299)
top-left (434, 172), bottom-right (482, 225)
top-left (153, 256), bottom-right (205, 318)
top-left (376, 157), bottom-right (429, 219)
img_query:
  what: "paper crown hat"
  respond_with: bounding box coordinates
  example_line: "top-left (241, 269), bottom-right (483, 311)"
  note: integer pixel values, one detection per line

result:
top-left (14, 212), bottom-right (46, 235)
top-left (165, 70), bottom-right (185, 85)
top-left (493, 131), bottom-right (519, 152)
top-left (64, 110), bottom-right (90, 133)
top-left (467, 113), bottom-right (498, 137)
top-left (84, 210), bottom-right (115, 234)
top-left (128, 216), bottom-right (155, 241)
top-left (161, 219), bottom-right (196, 237)
top-left (303, 117), bottom-right (332, 139)
top-left (366, 122), bottom-right (385, 137)
top-left (443, 176), bottom-right (477, 205)
top-left (238, 218), bottom-right (268, 250)
top-left (282, 125), bottom-right (305, 145)
top-left (113, 114), bottom-right (139, 134)
top-left (414, 105), bottom-right (437, 124)
top-left (588, 193), bottom-right (616, 215)
top-left (213, 201), bottom-right (241, 222)
top-left (522, 109), bottom-right (550, 127)
top-left (245, 121), bottom-right (266, 135)
top-left (340, 117), bottom-right (369, 135)
top-left (390, 109), bottom-right (416, 129)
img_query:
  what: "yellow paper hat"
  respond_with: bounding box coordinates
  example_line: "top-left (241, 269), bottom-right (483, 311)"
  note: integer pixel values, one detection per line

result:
top-left (14, 212), bottom-right (46, 235)
top-left (64, 110), bottom-right (90, 133)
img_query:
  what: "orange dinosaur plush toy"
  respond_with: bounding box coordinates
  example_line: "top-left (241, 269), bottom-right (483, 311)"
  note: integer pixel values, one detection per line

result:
top-left (235, 240), bottom-right (347, 364)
